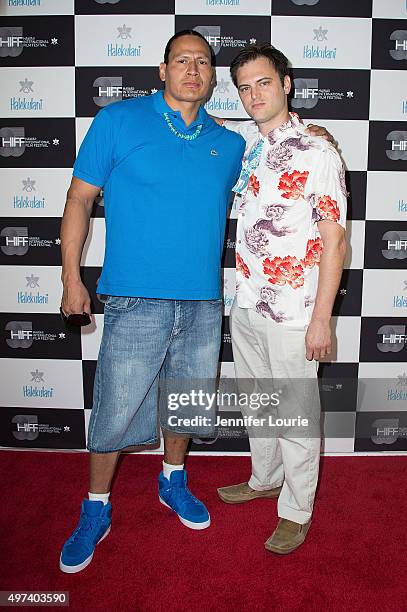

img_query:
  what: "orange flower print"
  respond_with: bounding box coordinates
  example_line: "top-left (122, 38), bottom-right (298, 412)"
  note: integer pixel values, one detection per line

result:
top-left (263, 255), bottom-right (304, 289)
top-left (317, 195), bottom-right (340, 222)
top-left (248, 174), bottom-right (260, 197)
top-left (236, 253), bottom-right (251, 278)
top-left (302, 237), bottom-right (323, 269)
top-left (278, 170), bottom-right (309, 200)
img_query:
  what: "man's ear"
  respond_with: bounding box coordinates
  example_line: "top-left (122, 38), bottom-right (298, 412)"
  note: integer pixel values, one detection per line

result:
top-left (283, 75), bottom-right (291, 95)
top-left (159, 62), bottom-right (166, 82)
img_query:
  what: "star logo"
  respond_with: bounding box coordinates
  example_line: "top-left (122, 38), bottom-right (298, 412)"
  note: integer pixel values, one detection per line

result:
top-left (51, 38), bottom-right (58, 45)
top-left (26, 274), bottom-right (39, 288)
top-left (347, 91), bottom-right (354, 98)
top-left (64, 426), bottom-right (70, 432)
top-left (55, 238), bottom-right (61, 245)
top-left (215, 78), bottom-right (230, 94)
top-left (150, 88), bottom-right (158, 94)
top-left (19, 78), bottom-right (34, 93)
top-left (249, 38), bottom-right (257, 45)
top-left (22, 177), bottom-right (36, 192)
top-left (313, 27), bottom-right (328, 42)
top-left (397, 372), bottom-right (407, 386)
top-left (117, 24), bottom-right (132, 40)
top-left (52, 139), bottom-right (59, 146)
top-left (59, 332), bottom-right (65, 339)
top-left (339, 288), bottom-right (347, 295)
top-left (336, 384), bottom-right (343, 390)
top-left (31, 369), bottom-right (44, 383)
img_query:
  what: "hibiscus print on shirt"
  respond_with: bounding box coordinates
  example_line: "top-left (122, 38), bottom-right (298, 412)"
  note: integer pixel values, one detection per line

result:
top-left (278, 170), bottom-right (309, 200)
top-left (263, 255), bottom-right (304, 289)
top-left (302, 237), bottom-right (323, 269)
top-left (316, 195), bottom-right (340, 222)
top-left (236, 252), bottom-right (251, 278)
top-left (248, 174), bottom-right (260, 197)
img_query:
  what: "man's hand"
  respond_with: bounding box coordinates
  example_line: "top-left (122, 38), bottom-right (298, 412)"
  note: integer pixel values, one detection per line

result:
top-left (305, 124), bottom-right (335, 145)
top-left (305, 318), bottom-right (331, 361)
top-left (61, 279), bottom-right (92, 319)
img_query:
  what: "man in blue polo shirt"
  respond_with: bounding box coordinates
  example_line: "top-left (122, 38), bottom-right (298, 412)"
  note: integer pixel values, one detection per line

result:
top-left (59, 30), bottom-right (245, 573)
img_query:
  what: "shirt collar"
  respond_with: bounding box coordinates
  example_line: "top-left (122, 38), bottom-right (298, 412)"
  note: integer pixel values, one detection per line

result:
top-left (265, 112), bottom-right (302, 146)
top-left (152, 89), bottom-right (207, 129)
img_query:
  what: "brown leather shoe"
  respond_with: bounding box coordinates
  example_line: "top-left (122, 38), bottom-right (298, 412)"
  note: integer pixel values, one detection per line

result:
top-left (264, 518), bottom-right (311, 554)
top-left (217, 482), bottom-right (282, 504)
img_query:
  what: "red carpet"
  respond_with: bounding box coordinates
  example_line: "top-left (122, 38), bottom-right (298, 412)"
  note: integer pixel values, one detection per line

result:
top-left (1, 451), bottom-right (406, 612)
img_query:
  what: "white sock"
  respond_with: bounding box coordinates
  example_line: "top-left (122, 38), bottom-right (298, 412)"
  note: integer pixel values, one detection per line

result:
top-left (163, 461), bottom-right (184, 480)
top-left (88, 491), bottom-right (110, 505)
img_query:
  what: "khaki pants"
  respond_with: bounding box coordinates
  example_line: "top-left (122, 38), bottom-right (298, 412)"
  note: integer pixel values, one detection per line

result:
top-left (230, 302), bottom-right (321, 524)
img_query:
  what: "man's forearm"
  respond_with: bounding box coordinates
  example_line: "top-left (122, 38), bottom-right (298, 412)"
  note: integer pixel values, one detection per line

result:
top-left (311, 236), bottom-right (346, 322)
top-left (60, 193), bottom-right (93, 284)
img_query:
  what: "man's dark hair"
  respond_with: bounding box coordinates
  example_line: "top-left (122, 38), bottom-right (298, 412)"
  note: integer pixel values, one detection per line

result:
top-left (163, 29), bottom-right (216, 66)
top-left (230, 43), bottom-right (290, 87)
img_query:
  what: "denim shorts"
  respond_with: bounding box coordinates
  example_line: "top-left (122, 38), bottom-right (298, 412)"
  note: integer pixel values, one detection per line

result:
top-left (87, 296), bottom-right (222, 453)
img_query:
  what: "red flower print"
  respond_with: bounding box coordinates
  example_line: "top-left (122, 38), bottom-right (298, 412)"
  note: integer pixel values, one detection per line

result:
top-left (317, 195), bottom-right (340, 222)
top-left (278, 170), bottom-right (309, 200)
top-left (248, 174), bottom-right (260, 197)
top-left (263, 255), bottom-right (304, 289)
top-left (236, 252), bottom-right (251, 278)
top-left (302, 237), bottom-right (323, 269)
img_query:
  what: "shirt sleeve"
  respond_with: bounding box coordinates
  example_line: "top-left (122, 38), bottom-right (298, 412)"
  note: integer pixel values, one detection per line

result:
top-left (73, 108), bottom-right (115, 188)
top-left (304, 145), bottom-right (347, 229)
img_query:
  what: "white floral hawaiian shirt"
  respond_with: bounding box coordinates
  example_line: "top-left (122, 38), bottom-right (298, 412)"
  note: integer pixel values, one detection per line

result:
top-left (224, 113), bottom-right (347, 327)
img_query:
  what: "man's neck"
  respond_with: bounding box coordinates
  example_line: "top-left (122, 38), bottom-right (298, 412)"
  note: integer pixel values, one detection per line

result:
top-left (258, 109), bottom-right (291, 137)
top-left (163, 92), bottom-right (201, 127)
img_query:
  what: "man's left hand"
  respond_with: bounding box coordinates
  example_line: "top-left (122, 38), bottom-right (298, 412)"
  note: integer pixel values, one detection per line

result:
top-left (305, 124), bottom-right (335, 145)
top-left (305, 319), bottom-right (331, 361)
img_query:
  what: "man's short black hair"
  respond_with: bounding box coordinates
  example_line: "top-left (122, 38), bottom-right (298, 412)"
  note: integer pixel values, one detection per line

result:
top-left (230, 43), bottom-right (290, 87)
top-left (163, 29), bottom-right (216, 66)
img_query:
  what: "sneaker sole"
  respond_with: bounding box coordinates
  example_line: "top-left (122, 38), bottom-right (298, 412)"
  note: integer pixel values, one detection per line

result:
top-left (159, 497), bottom-right (210, 530)
top-left (59, 525), bottom-right (111, 574)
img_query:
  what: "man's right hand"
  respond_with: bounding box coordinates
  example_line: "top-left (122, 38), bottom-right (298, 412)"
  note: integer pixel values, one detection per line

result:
top-left (61, 279), bottom-right (92, 318)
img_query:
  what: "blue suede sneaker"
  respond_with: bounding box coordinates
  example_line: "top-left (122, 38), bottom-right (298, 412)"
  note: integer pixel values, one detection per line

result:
top-left (59, 499), bottom-right (112, 573)
top-left (158, 470), bottom-right (210, 530)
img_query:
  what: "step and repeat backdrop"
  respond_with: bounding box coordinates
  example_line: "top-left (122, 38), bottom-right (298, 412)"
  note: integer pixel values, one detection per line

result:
top-left (0, 0), bottom-right (406, 454)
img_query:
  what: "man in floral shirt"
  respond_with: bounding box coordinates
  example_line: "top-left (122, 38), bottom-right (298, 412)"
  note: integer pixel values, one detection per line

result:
top-left (217, 44), bottom-right (347, 554)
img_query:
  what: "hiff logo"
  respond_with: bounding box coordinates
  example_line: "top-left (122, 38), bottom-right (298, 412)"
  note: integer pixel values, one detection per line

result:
top-left (291, 78), bottom-right (319, 109)
top-left (0, 127), bottom-right (25, 157)
top-left (377, 325), bottom-right (407, 353)
top-left (5, 321), bottom-right (33, 349)
top-left (12, 415), bottom-right (39, 441)
top-left (291, 0), bottom-right (319, 4)
top-left (1, 226), bottom-right (29, 255)
top-left (386, 131), bottom-right (407, 160)
top-left (93, 76), bottom-right (123, 107)
top-left (381, 230), bottom-right (407, 259)
top-left (389, 30), bottom-right (407, 60)
top-left (371, 418), bottom-right (399, 445)
top-left (0, 27), bottom-right (23, 58)
top-left (194, 26), bottom-right (221, 55)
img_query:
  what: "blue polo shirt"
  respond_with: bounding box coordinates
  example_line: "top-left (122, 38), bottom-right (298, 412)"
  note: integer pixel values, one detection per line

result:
top-left (73, 91), bottom-right (245, 299)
